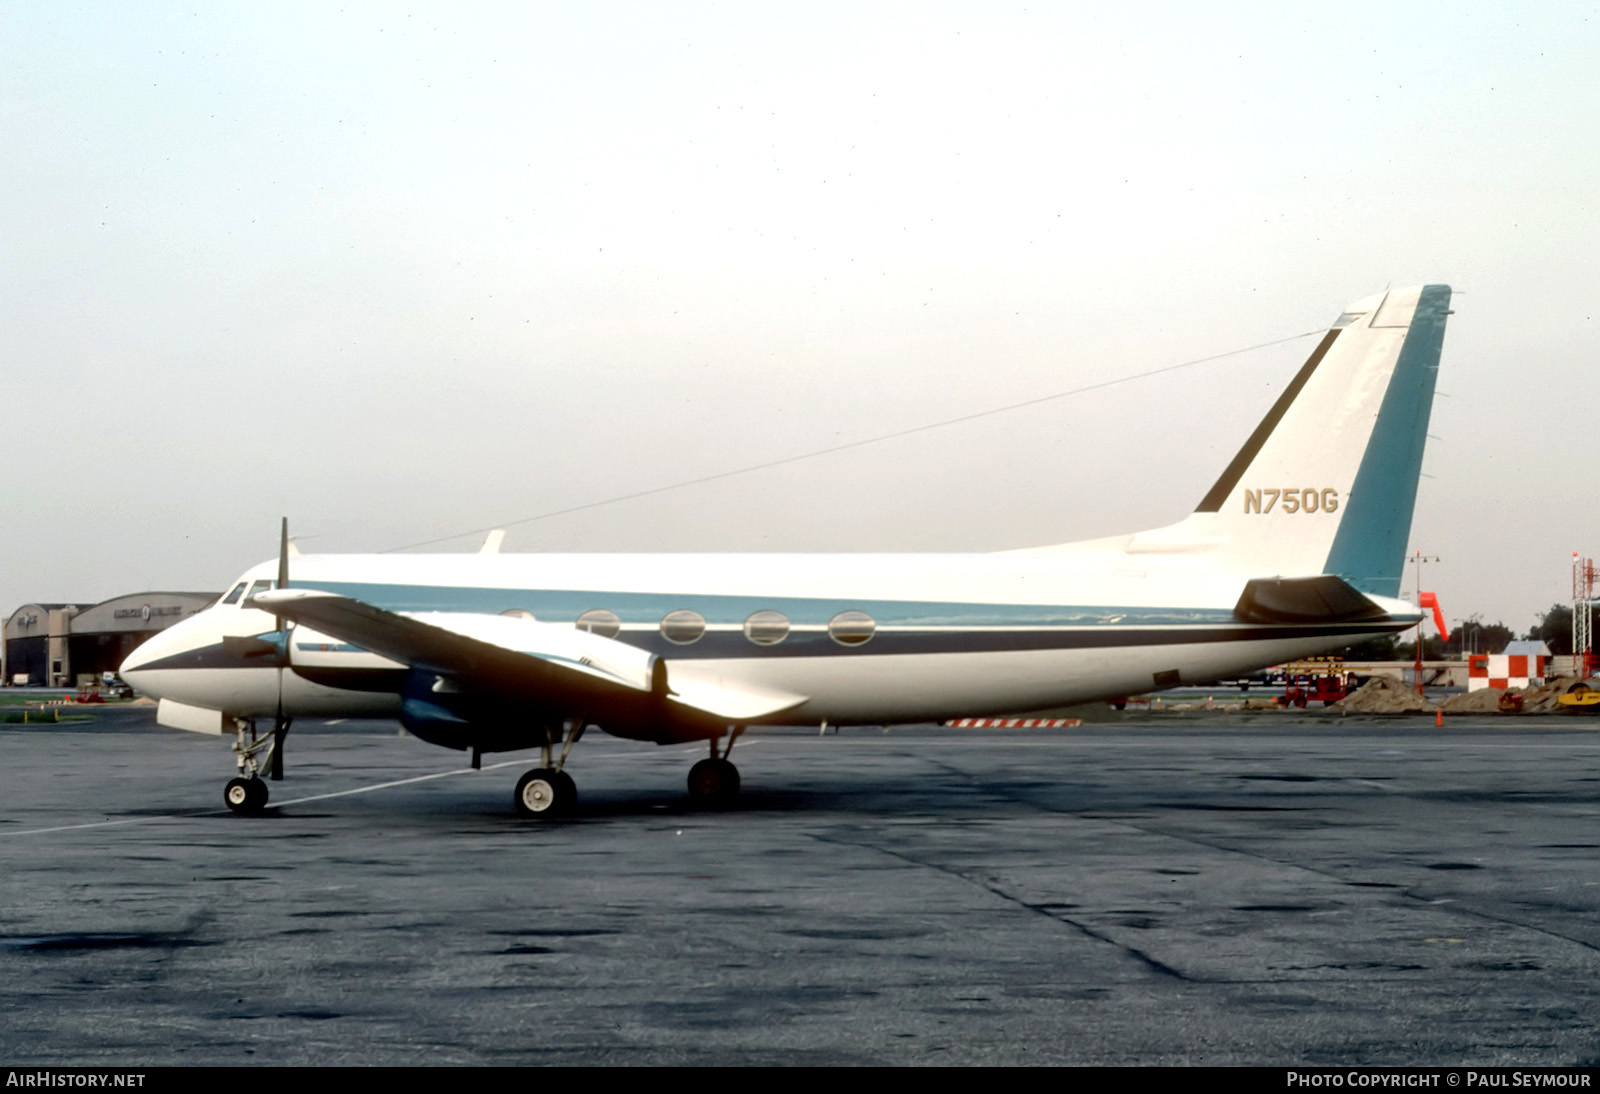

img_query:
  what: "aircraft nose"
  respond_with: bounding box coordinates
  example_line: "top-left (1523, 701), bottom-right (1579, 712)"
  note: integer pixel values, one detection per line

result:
top-left (120, 615), bottom-right (201, 698)
top-left (120, 635), bottom-right (161, 695)
top-left (121, 635), bottom-right (155, 676)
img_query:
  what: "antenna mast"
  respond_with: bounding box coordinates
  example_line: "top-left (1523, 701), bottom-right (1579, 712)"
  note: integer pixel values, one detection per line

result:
top-left (1575, 553), bottom-right (1596, 677)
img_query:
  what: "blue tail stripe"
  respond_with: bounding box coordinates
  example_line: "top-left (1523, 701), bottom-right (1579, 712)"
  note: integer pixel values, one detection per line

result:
top-left (1322, 285), bottom-right (1452, 596)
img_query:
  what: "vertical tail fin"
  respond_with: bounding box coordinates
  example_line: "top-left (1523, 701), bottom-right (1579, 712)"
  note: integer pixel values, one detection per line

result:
top-left (1123, 285), bottom-right (1452, 595)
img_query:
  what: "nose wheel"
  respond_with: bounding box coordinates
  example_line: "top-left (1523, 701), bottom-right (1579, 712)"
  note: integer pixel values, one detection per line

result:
top-left (224, 776), bottom-right (269, 814)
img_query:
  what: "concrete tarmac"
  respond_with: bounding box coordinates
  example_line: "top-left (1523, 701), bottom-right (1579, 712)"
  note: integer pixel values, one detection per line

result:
top-left (3, 707), bottom-right (1600, 1066)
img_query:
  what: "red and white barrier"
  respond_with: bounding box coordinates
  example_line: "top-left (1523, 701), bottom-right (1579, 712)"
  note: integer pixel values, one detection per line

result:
top-left (944, 717), bottom-right (1083, 728)
top-left (1467, 652), bottom-right (1549, 692)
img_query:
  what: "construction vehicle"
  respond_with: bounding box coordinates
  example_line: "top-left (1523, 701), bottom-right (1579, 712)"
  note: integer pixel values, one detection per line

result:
top-left (1558, 681), bottom-right (1600, 713)
top-left (1277, 659), bottom-right (1353, 707)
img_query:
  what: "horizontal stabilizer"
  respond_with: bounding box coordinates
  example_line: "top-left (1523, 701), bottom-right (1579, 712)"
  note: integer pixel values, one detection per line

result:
top-left (1233, 575), bottom-right (1392, 625)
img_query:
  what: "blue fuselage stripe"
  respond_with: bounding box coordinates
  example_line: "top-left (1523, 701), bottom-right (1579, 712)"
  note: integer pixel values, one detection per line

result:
top-left (267, 579), bottom-right (1409, 662)
top-left (298, 580), bottom-right (1241, 629)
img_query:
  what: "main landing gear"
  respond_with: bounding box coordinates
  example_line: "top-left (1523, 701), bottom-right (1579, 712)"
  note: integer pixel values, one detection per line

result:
top-left (510, 723), bottom-right (747, 818)
top-left (513, 720), bottom-right (586, 819)
top-left (514, 767), bottom-right (577, 818)
top-left (686, 727), bottom-right (743, 807)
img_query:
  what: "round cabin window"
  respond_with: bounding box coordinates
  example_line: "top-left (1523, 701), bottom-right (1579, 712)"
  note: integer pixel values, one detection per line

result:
top-left (743, 609), bottom-right (790, 646)
top-left (575, 609), bottom-right (621, 639)
top-left (828, 610), bottom-right (876, 647)
top-left (660, 609), bottom-right (707, 645)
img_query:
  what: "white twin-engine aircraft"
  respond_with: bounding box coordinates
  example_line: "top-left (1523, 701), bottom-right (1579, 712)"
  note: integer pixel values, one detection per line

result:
top-left (122, 285), bottom-right (1453, 818)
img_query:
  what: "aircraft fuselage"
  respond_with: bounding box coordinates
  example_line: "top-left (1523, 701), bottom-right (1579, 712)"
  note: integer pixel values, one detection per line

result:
top-left (126, 549), bottom-right (1417, 736)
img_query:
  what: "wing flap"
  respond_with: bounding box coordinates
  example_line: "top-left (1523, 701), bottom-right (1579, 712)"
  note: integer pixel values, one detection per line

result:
top-left (665, 664), bottom-right (809, 721)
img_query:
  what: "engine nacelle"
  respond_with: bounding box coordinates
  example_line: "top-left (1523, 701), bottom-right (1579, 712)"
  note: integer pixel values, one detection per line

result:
top-left (398, 671), bottom-right (549, 753)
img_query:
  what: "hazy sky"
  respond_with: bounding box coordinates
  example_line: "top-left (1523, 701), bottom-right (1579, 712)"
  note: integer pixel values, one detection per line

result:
top-left (3, 2), bottom-right (1596, 633)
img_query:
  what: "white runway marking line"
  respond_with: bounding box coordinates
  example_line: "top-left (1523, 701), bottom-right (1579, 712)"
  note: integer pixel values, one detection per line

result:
top-left (5, 761), bottom-right (521, 836)
top-left (5, 763), bottom-right (513, 836)
top-left (270, 759), bottom-right (524, 807)
top-left (763, 736), bottom-right (1600, 750)
top-left (9, 815), bottom-right (215, 838)
top-left (7, 741), bottom-right (767, 836)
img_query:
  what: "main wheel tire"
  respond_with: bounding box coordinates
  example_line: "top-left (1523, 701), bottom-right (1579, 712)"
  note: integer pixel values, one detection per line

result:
top-left (224, 776), bottom-right (267, 814)
top-left (687, 758), bottom-right (741, 804)
top-left (515, 768), bottom-right (573, 818)
top-left (552, 770), bottom-right (577, 811)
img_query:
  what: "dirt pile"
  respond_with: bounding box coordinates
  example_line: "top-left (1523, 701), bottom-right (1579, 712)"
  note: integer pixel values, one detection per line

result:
top-left (1425, 677), bottom-right (1584, 716)
top-left (1519, 676), bottom-right (1583, 713)
top-left (1441, 688), bottom-right (1508, 713)
top-left (1334, 675), bottom-right (1437, 714)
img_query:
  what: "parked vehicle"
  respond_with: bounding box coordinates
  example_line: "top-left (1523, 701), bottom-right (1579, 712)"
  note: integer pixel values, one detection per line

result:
top-left (1559, 681), bottom-right (1600, 714)
top-left (1277, 661), bottom-right (1352, 707)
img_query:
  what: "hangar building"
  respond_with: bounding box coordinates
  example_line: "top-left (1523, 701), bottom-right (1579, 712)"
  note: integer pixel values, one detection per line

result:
top-left (3, 592), bottom-right (218, 687)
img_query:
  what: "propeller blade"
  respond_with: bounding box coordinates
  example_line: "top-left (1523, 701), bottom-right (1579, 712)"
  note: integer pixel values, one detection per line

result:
top-left (278, 516), bottom-right (290, 591)
top-left (272, 516), bottom-right (291, 781)
top-left (270, 707), bottom-right (289, 781)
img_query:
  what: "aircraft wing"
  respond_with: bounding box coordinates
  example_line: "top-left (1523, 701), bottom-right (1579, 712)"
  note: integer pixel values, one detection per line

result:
top-left (247, 588), bottom-right (806, 722)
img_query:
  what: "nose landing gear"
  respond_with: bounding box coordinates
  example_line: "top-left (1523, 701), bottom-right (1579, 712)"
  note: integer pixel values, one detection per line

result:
top-left (222, 716), bottom-right (283, 814)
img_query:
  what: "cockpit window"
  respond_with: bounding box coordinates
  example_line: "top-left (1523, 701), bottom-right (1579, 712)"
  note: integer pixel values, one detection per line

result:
top-left (246, 579), bottom-right (277, 602)
top-left (221, 583), bottom-right (248, 606)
